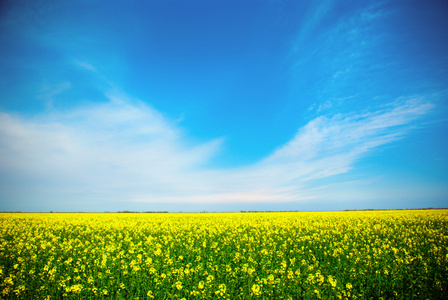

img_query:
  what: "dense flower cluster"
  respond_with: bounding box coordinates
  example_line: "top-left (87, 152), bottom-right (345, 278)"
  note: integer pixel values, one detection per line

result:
top-left (0, 210), bottom-right (447, 299)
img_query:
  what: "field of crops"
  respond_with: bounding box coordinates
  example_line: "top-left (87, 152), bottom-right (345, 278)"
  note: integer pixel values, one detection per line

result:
top-left (0, 210), bottom-right (447, 299)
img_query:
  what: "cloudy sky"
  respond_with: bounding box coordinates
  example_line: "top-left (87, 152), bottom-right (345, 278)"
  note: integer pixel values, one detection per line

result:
top-left (0, 0), bottom-right (447, 212)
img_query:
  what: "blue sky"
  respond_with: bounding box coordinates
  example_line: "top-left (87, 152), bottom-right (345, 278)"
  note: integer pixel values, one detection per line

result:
top-left (0, 0), bottom-right (447, 212)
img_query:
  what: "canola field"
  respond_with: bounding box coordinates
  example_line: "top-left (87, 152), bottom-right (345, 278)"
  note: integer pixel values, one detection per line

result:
top-left (0, 210), bottom-right (447, 299)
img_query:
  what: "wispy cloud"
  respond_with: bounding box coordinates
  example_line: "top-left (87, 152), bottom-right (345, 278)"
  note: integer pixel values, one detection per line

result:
top-left (37, 81), bottom-right (72, 109)
top-left (74, 61), bottom-right (98, 73)
top-left (291, 1), bottom-right (395, 116)
top-left (292, 0), bottom-right (333, 50)
top-left (0, 84), bottom-right (433, 210)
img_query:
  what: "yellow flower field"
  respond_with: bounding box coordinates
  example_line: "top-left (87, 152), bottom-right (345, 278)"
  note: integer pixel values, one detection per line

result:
top-left (0, 210), bottom-right (447, 299)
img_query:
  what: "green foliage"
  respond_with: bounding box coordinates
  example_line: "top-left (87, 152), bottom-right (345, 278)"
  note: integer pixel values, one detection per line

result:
top-left (0, 210), bottom-right (447, 299)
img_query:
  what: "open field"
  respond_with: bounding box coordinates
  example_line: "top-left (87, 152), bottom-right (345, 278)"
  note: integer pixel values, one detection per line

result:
top-left (1, 210), bottom-right (447, 299)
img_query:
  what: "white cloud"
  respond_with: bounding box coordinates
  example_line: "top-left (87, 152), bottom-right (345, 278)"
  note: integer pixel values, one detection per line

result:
top-left (0, 91), bottom-right (433, 210)
top-left (74, 61), bottom-right (98, 73)
top-left (292, 0), bottom-right (333, 50)
top-left (0, 92), bottom-right (222, 202)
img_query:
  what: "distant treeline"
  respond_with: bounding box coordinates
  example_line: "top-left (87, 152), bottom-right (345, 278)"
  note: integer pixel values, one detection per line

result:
top-left (1, 208), bottom-right (446, 213)
top-left (240, 210), bottom-right (301, 213)
top-left (117, 211), bottom-right (169, 213)
top-left (341, 207), bottom-right (446, 211)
